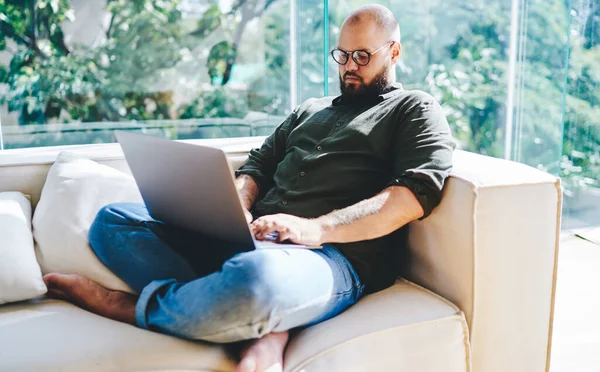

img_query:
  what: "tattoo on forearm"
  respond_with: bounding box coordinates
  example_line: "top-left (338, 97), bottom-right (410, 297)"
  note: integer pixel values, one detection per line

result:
top-left (324, 192), bottom-right (390, 226)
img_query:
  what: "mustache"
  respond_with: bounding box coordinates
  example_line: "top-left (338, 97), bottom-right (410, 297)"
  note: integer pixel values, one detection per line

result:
top-left (343, 73), bottom-right (363, 81)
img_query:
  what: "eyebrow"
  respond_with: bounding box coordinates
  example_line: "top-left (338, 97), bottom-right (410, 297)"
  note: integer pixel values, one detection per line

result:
top-left (336, 45), bottom-right (371, 52)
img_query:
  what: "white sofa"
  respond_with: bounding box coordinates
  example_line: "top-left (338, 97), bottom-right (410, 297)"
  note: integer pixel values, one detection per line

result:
top-left (0, 136), bottom-right (561, 372)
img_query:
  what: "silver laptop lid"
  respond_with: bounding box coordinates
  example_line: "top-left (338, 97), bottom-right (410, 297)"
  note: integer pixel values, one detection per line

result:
top-left (115, 131), bottom-right (255, 248)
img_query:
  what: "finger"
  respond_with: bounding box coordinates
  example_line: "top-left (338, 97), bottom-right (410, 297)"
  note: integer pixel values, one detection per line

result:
top-left (250, 218), bottom-right (266, 233)
top-left (255, 221), bottom-right (280, 239)
top-left (255, 222), bottom-right (275, 239)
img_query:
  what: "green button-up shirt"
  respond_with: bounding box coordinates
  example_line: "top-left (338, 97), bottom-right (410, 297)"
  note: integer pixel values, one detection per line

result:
top-left (236, 83), bottom-right (455, 292)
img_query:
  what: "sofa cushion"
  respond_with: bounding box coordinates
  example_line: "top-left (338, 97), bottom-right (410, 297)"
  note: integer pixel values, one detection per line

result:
top-left (0, 192), bottom-right (47, 304)
top-left (285, 279), bottom-right (470, 372)
top-left (0, 280), bottom-right (469, 372)
top-left (0, 298), bottom-right (236, 371)
top-left (32, 152), bottom-right (142, 294)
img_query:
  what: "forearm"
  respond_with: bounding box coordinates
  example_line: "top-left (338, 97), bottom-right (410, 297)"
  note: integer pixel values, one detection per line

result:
top-left (235, 174), bottom-right (260, 211)
top-left (316, 186), bottom-right (424, 243)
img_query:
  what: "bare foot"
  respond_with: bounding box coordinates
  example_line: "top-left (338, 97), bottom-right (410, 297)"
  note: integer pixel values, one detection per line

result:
top-left (236, 331), bottom-right (289, 372)
top-left (43, 273), bottom-right (137, 325)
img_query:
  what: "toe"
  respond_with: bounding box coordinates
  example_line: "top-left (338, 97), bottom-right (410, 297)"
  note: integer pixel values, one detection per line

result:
top-left (42, 273), bottom-right (56, 286)
top-left (46, 287), bottom-right (70, 301)
top-left (43, 273), bottom-right (68, 289)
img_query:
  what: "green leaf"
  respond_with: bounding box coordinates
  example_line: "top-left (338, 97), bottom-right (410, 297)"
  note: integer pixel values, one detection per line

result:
top-left (50, 0), bottom-right (60, 13)
top-left (194, 5), bottom-right (222, 38)
top-left (21, 66), bottom-right (34, 75)
top-left (0, 65), bottom-right (7, 83)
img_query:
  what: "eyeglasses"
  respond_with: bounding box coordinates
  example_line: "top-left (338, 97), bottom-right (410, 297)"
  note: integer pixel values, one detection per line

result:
top-left (330, 41), bottom-right (394, 66)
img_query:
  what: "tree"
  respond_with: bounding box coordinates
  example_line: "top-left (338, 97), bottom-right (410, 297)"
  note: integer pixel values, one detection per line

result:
top-left (0, 0), bottom-right (185, 124)
top-left (421, 0), bottom-right (599, 195)
top-left (1, 0), bottom-right (598, 196)
top-left (0, 0), bottom-right (90, 123)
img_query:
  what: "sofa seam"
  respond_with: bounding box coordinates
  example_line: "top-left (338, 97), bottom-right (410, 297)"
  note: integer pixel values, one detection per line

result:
top-left (449, 174), bottom-right (559, 189)
top-left (460, 311), bottom-right (473, 372)
top-left (545, 177), bottom-right (563, 372)
top-left (399, 279), bottom-right (463, 315)
top-left (469, 181), bottom-right (478, 347)
top-left (286, 314), bottom-right (468, 372)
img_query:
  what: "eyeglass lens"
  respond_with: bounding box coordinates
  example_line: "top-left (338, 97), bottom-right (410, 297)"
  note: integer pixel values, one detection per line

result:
top-left (331, 50), bottom-right (371, 66)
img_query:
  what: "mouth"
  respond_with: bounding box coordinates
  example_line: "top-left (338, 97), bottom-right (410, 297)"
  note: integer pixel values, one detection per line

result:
top-left (345, 76), bottom-right (360, 82)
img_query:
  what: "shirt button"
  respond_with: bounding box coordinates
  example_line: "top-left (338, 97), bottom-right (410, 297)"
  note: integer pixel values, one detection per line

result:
top-left (282, 200), bottom-right (288, 205)
top-left (300, 171), bottom-right (306, 177)
top-left (316, 146), bottom-right (322, 151)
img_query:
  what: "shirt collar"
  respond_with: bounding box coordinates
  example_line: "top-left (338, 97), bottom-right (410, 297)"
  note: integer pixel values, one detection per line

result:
top-left (331, 83), bottom-right (404, 106)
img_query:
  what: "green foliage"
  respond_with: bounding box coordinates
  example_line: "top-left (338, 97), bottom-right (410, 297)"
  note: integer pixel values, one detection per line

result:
top-left (207, 41), bottom-right (237, 84)
top-left (101, 0), bottom-right (183, 95)
top-left (0, 0), bottom-right (598, 200)
top-left (419, 0), bottom-right (599, 196)
top-left (194, 4), bottom-right (222, 38)
top-left (0, 0), bottom-right (184, 123)
top-left (7, 49), bottom-right (103, 123)
top-left (179, 87), bottom-right (248, 119)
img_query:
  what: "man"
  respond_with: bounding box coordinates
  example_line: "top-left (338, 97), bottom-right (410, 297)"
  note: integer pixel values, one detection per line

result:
top-left (43, 4), bottom-right (454, 372)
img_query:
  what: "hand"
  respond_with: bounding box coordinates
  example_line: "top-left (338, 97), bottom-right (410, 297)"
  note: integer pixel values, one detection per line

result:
top-left (243, 208), bottom-right (253, 224)
top-left (250, 214), bottom-right (324, 246)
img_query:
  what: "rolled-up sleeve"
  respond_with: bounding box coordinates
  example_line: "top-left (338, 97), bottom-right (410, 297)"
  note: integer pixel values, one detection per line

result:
top-left (387, 97), bottom-right (455, 219)
top-left (235, 108), bottom-right (299, 194)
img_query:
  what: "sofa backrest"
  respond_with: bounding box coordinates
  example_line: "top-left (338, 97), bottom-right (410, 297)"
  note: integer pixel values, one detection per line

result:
top-left (406, 150), bottom-right (561, 372)
top-left (0, 138), bottom-right (253, 208)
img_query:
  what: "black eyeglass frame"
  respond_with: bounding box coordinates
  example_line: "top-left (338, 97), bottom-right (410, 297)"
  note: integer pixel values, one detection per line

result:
top-left (330, 41), bottom-right (395, 66)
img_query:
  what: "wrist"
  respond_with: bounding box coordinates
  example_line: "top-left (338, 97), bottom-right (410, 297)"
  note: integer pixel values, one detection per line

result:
top-left (314, 216), bottom-right (334, 244)
top-left (241, 201), bottom-right (253, 212)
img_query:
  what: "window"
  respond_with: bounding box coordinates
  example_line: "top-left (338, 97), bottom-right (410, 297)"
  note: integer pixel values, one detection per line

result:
top-left (0, 0), bottom-right (291, 148)
top-left (1, 0), bottom-right (598, 228)
top-left (556, 0), bottom-right (600, 228)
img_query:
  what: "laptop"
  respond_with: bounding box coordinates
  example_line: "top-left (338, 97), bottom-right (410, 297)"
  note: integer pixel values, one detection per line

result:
top-left (115, 131), bottom-right (321, 250)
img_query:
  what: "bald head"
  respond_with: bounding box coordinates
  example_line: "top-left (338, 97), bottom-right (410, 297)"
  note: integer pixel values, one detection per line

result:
top-left (335, 5), bottom-right (402, 99)
top-left (343, 4), bottom-right (400, 43)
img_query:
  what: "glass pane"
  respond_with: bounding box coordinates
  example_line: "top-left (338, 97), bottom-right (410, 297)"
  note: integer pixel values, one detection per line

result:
top-left (560, 0), bottom-right (600, 228)
top-left (510, 0), bottom-right (570, 188)
top-left (324, 0), bottom-right (512, 157)
top-left (0, 0), bottom-right (291, 149)
top-left (294, 0), bottom-right (328, 103)
top-left (318, 1), bottom-right (599, 229)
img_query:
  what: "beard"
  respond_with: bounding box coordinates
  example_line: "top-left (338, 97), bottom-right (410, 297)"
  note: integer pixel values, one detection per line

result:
top-left (339, 63), bottom-right (392, 103)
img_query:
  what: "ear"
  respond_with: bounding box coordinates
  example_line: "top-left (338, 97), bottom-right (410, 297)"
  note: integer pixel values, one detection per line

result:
top-left (391, 42), bottom-right (402, 63)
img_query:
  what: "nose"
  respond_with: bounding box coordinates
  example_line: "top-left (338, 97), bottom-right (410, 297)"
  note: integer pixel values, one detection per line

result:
top-left (345, 56), bottom-right (359, 72)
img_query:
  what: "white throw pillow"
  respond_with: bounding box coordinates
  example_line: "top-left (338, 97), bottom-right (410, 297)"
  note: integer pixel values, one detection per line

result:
top-left (33, 152), bottom-right (143, 294)
top-left (0, 192), bottom-right (47, 304)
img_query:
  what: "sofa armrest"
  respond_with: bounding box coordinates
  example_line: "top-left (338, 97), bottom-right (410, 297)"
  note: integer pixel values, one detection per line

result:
top-left (405, 150), bottom-right (561, 372)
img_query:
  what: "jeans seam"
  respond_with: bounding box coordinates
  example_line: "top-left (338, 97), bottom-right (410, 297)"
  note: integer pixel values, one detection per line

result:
top-left (331, 284), bottom-right (361, 298)
top-left (112, 206), bottom-right (160, 232)
top-left (323, 244), bottom-right (363, 294)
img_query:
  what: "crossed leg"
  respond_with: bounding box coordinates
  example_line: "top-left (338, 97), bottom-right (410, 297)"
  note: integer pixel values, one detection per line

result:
top-left (44, 203), bottom-right (363, 372)
top-left (44, 273), bottom-right (288, 372)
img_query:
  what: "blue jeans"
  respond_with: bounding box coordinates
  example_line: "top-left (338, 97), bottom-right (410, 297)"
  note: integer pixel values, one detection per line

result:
top-left (88, 202), bottom-right (364, 343)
